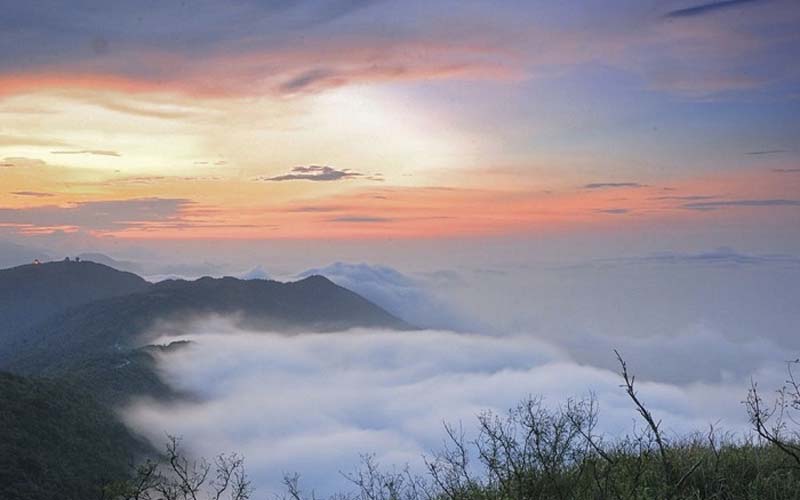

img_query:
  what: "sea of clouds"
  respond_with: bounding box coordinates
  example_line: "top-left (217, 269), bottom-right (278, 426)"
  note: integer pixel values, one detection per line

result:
top-left (123, 319), bottom-right (786, 496)
top-left (119, 249), bottom-right (800, 496)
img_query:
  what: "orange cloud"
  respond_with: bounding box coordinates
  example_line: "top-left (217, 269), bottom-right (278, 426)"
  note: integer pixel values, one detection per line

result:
top-left (0, 73), bottom-right (167, 97)
top-left (0, 36), bottom-right (524, 100)
top-left (101, 167), bottom-right (798, 239)
top-left (2, 164), bottom-right (797, 240)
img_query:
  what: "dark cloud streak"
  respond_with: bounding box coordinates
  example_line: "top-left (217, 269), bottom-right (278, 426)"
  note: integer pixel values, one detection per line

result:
top-left (596, 208), bottom-right (630, 214)
top-left (280, 68), bottom-right (335, 93)
top-left (0, 197), bottom-right (192, 232)
top-left (664, 0), bottom-right (763, 18)
top-left (683, 199), bottom-right (800, 210)
top-left (653, 195), bottom-right (717, 201)
top-left (287, 206), bottom-right (344, 213)
top-left (328, 216), bottom-right (393, 223)
top-left (0, 135), bottom-right (72, 147)
top-left (0, 157), bottom-right (46, 168)
top-left (261, 165), bottom-right (363, 182)
top-left (747, 149), bottom-right (788, 155)
top-left (51, 149), bottom-right (121, 157)
top-left (10, 191), bottom-right (55, 198)
top-left (583, 182), bottom-right (644, 189)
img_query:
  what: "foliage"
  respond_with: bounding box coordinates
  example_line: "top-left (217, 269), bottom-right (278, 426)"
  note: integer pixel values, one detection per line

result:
top-left (105, 436), bottom-right (252, 500)
top-left (0, 371), bottom-right (149, 500)
top-left (2, 274), bottom-right (408, 377)
top-left (279, 353), bottom-right (800, 500)
top-left (745, 357), bottom-right (800, 467)
top-left (110, 353), bottom-right (800, 500)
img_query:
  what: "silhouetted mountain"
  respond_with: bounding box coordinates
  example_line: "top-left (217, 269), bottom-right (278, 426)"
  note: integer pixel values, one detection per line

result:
top-left (0, 371), bottom-right (148, 500)
top-left (0, 260), bottom-right (150, 342)
top-left (0, 260), bottom-right (412, 485)
top-left (1, 274), bottom-right (410, 383)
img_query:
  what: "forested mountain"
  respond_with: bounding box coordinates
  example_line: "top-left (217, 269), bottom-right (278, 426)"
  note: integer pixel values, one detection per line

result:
top-left (0, 259), bottom-right (410, 498)
top-left (1, 272), bottom-right (409, 377)
top-left (0, 260), bottom-right (149, 342)
top-left (0, 371), bottom-right (149, 500)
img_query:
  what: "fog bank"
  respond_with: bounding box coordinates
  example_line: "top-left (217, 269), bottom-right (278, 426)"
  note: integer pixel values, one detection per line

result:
top-left (123, 320), bottom-right (781, 496)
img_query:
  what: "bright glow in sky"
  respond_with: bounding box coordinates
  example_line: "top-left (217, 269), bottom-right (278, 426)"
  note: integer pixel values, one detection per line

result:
top-left (0, 0), bottom-right (798, 245)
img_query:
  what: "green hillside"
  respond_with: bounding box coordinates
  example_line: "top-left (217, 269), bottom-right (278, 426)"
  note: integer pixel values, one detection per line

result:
top-left (0, 260), bottom-right (149, 344)
top-left (0, 371), bottom-right (149, 500)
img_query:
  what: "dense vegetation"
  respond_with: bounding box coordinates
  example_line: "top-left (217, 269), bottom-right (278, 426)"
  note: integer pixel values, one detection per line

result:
top-left (0, 260), bottom-right (411, 499)
top-left (0, 372), bottom-right (149, 500)
top-left (0, 260), bottom-right (148, 343)
top-left (0, 261), bottom-right (408, 407)
top-left (1, 266), bottom-right (409, 378)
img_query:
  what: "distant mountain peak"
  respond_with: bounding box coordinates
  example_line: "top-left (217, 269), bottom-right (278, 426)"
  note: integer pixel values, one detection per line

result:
top-left (293, 274), bottom-right (336, 285)
top-left (0, 265), bottom-right (413, 378)
top-left (0, 260), bottom-right (150, 345)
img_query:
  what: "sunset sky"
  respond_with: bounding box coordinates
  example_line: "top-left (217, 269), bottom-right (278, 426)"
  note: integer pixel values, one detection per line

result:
top-left (0, 0), bottom-right (798, 249)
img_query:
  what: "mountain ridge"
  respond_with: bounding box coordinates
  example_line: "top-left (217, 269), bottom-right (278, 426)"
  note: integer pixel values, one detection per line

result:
top-left (0, 260), bottom-right (412, 385)
top-left (0, 258), bottom-right (413, 497)
top-left (0, 370), bottom-right (149, 500)
top-left (0, 260), bottom-right (150, 341)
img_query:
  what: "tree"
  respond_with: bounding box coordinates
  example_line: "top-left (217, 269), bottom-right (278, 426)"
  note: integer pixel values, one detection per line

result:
top-left (107, 436), bottom-right (252, 500)
top-left (746, 358), bottom-right (800, 466)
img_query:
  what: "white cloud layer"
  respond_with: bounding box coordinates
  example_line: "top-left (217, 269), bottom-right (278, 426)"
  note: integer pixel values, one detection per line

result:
top-left (123, 320), bottom-right (783, 497)
top-left (297, 262), bottom-right (473, 331)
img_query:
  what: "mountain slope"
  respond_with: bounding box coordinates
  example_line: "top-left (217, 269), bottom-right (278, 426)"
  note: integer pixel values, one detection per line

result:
top-left (2, 274), bottom-right (410, 377)
top-left (0, 262), bottom-right (413, 495)
top-left (0, 371), bottom-right (148, 500)
top-left (0, 260), bottom-right (150, 341)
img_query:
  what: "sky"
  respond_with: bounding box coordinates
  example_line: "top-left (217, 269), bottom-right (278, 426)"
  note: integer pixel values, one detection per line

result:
top-left (0, 0), bottom-right (798, 247)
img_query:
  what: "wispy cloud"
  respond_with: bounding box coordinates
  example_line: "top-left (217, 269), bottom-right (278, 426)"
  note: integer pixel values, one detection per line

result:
top-left (0, 0), bottom-right (794, 101)
top-left (51, 149), bottom-right (121, 157)
top-left (683, 198), bottom-right (800, 210)
top-left (280, 68), bottom-right (335, 93)
top-left (583, 182), bottom-right (644, 189)
top-left (635, 248), bottom-right (800, 266)
top-left (0, 135), bottom-right (72, 147)
top-left (773, 168), bottom-right (800, 173)
top-left (652, 195), bottom-right (717, 201)
top-left (286, 205), bottom-right (344, 213)
top-left (260, 166), bottom-right (363, 182)
top-left (10, 191), bottom-right (55, 198)
top-left (746, 149), bottom-right (788, 155)
top-left (328, 215), bottom-right (393, 223)
top-left (0, 197), bottom-right (193, 233)
top-left (664, 0), bottom-right (763, 18)
top-left (296, 262), bottom-right (470, 331)
top-left (101, 176), bottom-right (168, 185)
top-left (0, 157), bottom-right (47, 168)
top-left (596, 208), bottom-right (629, 214)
